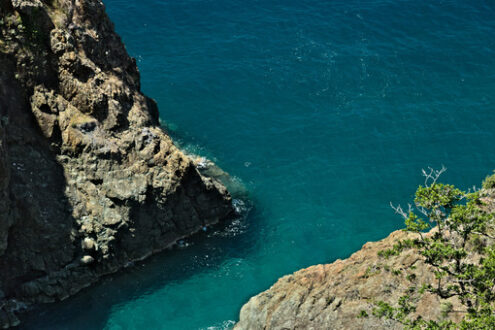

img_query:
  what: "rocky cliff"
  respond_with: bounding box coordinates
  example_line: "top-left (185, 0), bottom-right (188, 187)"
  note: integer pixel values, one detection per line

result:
top-left (235, 228), bottom-right (469, 330)
top-left (0, 0), bottom-right (235, 327)
top-left (235, 188), bottom-right (495, 330)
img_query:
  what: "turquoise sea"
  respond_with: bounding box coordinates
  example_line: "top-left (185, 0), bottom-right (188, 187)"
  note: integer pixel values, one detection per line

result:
top-left (23, 0), bottom-right (495, 329)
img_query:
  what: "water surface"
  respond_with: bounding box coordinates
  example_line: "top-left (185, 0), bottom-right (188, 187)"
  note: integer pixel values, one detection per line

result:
top-left (24, 0), bottom-right (495, 329)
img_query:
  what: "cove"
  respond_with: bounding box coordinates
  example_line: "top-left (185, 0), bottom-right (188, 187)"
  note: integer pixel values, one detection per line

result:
top-left (23, 0), bottom-right (495, 329)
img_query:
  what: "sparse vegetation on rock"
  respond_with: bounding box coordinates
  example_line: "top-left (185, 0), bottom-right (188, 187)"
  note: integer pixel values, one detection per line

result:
top-left (372, 169), bottom-right (495, 329)
top-left (235, 170), bottom-right (495, 329)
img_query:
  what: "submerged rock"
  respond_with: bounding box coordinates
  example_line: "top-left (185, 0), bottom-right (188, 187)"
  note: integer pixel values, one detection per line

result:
top-left (0, 0), bottom-right (235, 327)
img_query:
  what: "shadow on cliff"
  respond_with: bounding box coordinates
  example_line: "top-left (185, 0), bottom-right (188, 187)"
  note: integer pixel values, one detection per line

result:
top-left (19, 198), bottom-right (263, 329)
top-left (15, 110), bottom-right (262, 328)
top-left (0, 52), bottom-right (78, 299)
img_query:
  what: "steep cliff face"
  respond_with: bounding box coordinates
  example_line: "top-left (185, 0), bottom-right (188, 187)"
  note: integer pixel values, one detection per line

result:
top-left (235, 229), bottom-right (469, 329)
top-left (0, 0), bottom-right (234, 326)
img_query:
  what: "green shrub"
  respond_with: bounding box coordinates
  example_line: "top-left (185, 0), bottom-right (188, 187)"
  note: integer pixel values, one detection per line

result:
top-left (482, 172), bottom-right (495, 189)
top-left (358, 310), bottom-right (369, 318)
top-left (371, 169), bottom-right (495, 329)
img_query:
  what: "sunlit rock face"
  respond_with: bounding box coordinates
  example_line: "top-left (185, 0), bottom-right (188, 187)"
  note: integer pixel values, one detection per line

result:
top-left (235, 226), bottom-right (477, 329)
top-left (0, 0), bottom-right (234, 326)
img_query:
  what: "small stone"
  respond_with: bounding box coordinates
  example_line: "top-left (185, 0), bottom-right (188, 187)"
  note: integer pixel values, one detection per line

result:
top-left (80, 255), bottom-right (94, 265)
top-left (81, 237), bottom-right (96, 250)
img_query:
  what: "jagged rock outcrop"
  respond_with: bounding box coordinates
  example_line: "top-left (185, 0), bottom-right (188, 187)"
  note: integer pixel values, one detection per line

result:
top-left (0, 0), bottom-right (235, 326)
top-left (236, 229), bottom-right (468, 329)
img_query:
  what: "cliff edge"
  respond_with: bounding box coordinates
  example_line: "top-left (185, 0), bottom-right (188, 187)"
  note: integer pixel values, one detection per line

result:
top-left (0, 0), bottom-right (234, 327)
top-left (235, 229), bottom-right (467, 329)
top-left (236, 185), bottom-right (495, 329)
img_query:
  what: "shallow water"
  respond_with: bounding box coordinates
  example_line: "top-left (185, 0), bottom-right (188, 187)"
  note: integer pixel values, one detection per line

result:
top-left (23, 0), bottom-right (495, 329)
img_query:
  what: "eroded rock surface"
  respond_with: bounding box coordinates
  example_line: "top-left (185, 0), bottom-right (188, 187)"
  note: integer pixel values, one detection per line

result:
top-left (0, 0), bottom-right (234, 326)
top-left (236, 229), bottom-right (467, 329)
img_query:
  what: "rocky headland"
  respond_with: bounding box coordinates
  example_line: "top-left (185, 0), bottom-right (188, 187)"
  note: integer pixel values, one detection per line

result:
top-left (0, 0), bottom-right (235, 327)
top-left (235, 189), bottom-right (495, 329)
top-left (235, 230), bottom-right (460, 329)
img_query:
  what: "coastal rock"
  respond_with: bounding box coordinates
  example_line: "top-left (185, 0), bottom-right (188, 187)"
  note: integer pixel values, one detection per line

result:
top-left (0, 115), bottom-right (11, 256)
top-left (80, 255), bottom-right (94, 265)
top-left (81, 237), bottom-right (97, 251)
top-left (0, 0), bottom-right (235, 327)
top-left (236, 230), bottom-right (465, 329)
top-left (11, 0), bottom-right (42, 14)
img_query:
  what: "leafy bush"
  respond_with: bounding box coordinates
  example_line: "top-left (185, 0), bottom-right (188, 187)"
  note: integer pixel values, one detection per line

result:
top-left (372, 168), bottom-right (495, 329)
top-left (483, 172), bottom-right (495, 189)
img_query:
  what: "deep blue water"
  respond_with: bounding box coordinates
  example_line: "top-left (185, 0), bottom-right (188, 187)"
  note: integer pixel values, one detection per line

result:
top-left (23, 0), bottom-right (495, 329)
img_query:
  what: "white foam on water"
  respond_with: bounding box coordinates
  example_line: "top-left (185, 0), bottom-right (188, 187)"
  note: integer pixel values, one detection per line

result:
top-left (202, 319), bottom-right (236, 330)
